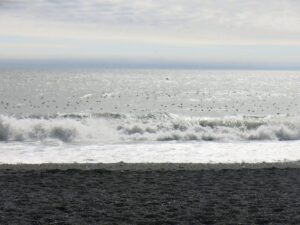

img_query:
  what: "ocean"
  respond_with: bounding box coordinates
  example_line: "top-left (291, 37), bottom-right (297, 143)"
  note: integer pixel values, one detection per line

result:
top-left (0, 68), bottom-right (299, 164)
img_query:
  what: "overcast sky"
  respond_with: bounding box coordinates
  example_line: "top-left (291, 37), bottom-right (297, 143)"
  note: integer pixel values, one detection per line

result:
top-left (1, 0), bottom-right (300, 68)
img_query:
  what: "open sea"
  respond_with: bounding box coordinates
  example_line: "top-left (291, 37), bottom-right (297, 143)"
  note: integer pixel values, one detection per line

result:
top-left (0, 68), bottom-right (299, 164)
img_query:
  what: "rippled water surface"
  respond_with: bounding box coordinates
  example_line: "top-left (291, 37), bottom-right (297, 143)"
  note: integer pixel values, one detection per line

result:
top-left (0, 69), bottom-right (299, 163)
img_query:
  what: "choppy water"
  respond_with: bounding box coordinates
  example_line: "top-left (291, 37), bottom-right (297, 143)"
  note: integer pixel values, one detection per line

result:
top-left (0, 68), bottom-right (300, 163)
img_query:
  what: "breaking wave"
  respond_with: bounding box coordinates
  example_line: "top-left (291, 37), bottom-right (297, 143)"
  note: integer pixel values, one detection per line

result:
top-left (0, 113), bottom-right (300, 143)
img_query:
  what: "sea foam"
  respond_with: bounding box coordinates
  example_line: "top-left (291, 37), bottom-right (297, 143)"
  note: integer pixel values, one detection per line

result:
top-left (0, 113), bottom-right (299, 143)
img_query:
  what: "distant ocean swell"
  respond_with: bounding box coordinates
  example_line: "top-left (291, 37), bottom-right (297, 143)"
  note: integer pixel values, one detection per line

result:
top-left (0, 113), bottom-right (299, 143)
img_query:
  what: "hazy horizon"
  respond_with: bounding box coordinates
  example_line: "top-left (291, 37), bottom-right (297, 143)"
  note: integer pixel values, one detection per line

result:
top-left (1, 59), bottom-right (300, 70)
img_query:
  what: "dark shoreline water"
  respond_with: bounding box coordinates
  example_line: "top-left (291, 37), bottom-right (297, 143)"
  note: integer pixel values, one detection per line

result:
top-left (1, 161), bottom-right (300, 170)
top-left (0, 163), bottom-right (300, 224)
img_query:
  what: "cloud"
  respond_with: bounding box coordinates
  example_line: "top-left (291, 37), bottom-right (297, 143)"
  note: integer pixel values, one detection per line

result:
top-left (1, 0), bottom-right (300, 44)
top-left (0, 0), bottom-right (300, 64)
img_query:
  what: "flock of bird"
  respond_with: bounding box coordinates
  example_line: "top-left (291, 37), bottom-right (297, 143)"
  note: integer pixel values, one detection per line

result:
top-left (0, 89), bottom-right (298, 116)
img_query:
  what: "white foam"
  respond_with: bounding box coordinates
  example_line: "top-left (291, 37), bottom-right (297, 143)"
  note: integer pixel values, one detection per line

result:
top-left (0, 114), bottom-right (300, 143)
top-left (0, 115), bottom-right (120, 143)
top-left (0, 141), bottom-right (299, 164)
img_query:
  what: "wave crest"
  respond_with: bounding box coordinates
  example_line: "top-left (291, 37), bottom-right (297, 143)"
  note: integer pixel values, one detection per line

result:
top-left (0, 113), bottom-right (299, 143)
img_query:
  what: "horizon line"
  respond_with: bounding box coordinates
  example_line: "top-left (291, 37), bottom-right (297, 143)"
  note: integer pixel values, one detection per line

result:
top-left (0, 59), bottom-right (300, 71)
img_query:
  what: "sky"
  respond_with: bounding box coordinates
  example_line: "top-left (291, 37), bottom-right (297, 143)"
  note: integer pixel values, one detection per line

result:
top-left (1, 0), bottom-right (300, 69)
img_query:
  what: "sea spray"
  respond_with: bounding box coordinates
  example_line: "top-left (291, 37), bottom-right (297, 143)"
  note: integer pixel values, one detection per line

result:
top-left (0, 113), bottom-right (299, 143)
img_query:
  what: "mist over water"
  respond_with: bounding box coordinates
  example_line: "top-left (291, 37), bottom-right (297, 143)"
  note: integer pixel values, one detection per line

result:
top-left (0, 69), bottom-right (300, 163)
